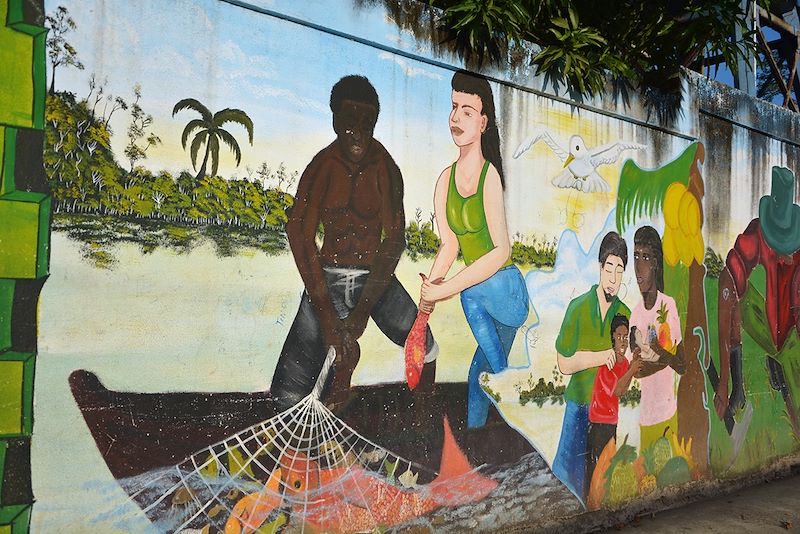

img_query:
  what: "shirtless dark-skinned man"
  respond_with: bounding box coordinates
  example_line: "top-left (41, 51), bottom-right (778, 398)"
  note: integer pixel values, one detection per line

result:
top-left (270, 75), bottom-right (438, 411)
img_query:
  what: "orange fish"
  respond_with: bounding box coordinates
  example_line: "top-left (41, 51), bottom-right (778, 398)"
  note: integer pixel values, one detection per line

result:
top-left (280, 417), bottom-right (497, 533)
top-left (224, 469), bottom-right (283, 534)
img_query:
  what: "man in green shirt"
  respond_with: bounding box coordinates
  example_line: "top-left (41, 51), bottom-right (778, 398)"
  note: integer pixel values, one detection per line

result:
top-left (551, 231), bottom-right (631, 504)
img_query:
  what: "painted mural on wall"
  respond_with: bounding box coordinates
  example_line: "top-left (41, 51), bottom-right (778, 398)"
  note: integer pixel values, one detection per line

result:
top-left (2, 0), bottom-right (798, 532)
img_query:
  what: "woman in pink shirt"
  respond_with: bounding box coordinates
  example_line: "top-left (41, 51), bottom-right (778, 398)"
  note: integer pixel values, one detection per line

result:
top-left (630, 226), bottom-right (686, 451)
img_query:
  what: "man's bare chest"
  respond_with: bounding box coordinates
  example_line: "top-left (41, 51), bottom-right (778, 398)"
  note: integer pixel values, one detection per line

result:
top-left (322, 171), bottom-right (382, 219)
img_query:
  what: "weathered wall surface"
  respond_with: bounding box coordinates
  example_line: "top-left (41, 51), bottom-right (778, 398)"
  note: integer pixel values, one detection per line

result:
top-left (1, 0), bottom-right (798, 532)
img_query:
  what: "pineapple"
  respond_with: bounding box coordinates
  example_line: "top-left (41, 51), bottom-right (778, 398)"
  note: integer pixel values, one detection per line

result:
top-left (607, 462), bottom-right (638, 507)
top-left (656, 301), bottom-right (674, 351)
top-left (604, 435), bottom-right (639, 508)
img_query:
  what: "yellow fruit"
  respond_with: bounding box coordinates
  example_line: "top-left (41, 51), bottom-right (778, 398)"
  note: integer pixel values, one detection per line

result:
top-left (663, 183), bottom-right (684, 229)
top-left (663, 229), bottom-right (680, 266)
top-left (670, 434), bottom-right (696, 474)
top-left (678, 191), bottom-right (695, 236)
top-left (685, 194), bottom-right (701, 237)
top-left (679, 232), bottom-right (694, 266)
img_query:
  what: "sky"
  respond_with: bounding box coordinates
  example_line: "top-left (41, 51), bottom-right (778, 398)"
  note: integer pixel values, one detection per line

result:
top-left (49, 0), bottom-right (456, 221)
top-left (47, 0), bottom-right (707, 246)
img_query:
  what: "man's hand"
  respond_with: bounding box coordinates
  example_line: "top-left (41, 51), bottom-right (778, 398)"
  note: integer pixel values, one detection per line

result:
top-left (598, 348), bottom-right (616, 370)
top-left (635, 328), bottom-right (659, 362)
top-left (325, 335), bottom-right (360, 411)
top-left (344, 312), bottom-right (370, 341)
top-left (419, 298), bottom-right (435, 314)
top-left (418, 274), bottom-right (444, 311)
top-left (323, 325), bottom-right (344, 351)
top-left (630, 353), bottom-right (644, 375)
top-left (421, 274), bottom-right (450, 304)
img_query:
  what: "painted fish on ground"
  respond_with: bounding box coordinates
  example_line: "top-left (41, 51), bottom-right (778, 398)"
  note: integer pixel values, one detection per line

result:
top-left (226, 417), bottom-right (497, 533)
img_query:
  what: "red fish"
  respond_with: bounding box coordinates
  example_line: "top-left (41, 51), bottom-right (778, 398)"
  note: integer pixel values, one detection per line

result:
top-left (280, 417), bottom-right (497, 533)
top-left (404, 274), bottom-right (440, 390)
top-left (404, 310), bottom-right (430, 390)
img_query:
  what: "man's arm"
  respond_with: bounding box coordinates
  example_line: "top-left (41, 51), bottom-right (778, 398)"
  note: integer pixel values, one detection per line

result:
top-left (613, 357), bottom-right (641, 397)
top-left (345, 153), bottom-right (406, 336)
top-left (286, 153), bottom-right (342, 346)
top-left (715, 220), bottom-right (758, 416)
top-left (555, 297), bottom-right (615, 374)
top-left (557, 350), bottom-right (616, 375)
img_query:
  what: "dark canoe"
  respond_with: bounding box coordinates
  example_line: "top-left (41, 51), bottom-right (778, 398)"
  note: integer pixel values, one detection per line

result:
top-left (68, 370), bottom-right (537, 483)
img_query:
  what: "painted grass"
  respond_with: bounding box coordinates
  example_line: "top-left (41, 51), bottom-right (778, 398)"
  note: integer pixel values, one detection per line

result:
top-left (703, 269), bottom-right (800, 478)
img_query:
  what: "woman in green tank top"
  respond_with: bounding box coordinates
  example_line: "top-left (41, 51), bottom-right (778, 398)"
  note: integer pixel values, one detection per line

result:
top-left (420, 71), bottom-right (529, 428)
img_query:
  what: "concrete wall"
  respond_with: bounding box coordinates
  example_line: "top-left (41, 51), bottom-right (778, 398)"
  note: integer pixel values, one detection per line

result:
top-left (2, 0), bottom-right (798, 532)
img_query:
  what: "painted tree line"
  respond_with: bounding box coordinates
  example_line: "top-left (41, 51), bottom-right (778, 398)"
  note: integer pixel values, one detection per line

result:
top-left (44, 89), bottom-right (295, 230)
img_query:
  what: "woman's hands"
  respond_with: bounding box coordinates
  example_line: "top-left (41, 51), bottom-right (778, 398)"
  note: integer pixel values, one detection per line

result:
top-left (420, 273), bottom-right (451, 306)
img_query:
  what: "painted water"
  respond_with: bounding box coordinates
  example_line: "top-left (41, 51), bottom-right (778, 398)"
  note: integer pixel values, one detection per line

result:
top-left (31, 232), bottom-right (640, 532)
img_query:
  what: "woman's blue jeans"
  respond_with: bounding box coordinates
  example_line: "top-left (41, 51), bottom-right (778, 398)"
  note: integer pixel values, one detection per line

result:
top-left (461, 264), bottom-right (528, 428)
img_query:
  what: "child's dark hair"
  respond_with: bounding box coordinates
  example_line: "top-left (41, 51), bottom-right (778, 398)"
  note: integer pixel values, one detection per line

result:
top-left (610, 314), bottom-right (629, 345)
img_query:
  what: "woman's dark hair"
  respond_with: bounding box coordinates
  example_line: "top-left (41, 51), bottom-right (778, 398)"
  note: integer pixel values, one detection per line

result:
top-left (610, 314), bottom-right (629, 346)
top-left (451, 70), bottom-right (504, 188)
top-left (634, 226), bottom-right (665, 293)
top-left (598, 231), bottom-right (628, 268)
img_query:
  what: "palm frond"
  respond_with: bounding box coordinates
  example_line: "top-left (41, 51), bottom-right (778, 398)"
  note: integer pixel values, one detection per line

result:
top-left (181, 119), bottom-right (208, 149)
top-left (212, 108), bottom-right (254, 144)
top-left (189, 130), bottom-right (209, 170)
top-left (172, 98), bottom-right (212, 122)
top-left (615, 142), bottom-right (699, 233)
top-left (207, 135), bottom-right (221, 177)
top-left (217, 129), bottom-right (242, 166)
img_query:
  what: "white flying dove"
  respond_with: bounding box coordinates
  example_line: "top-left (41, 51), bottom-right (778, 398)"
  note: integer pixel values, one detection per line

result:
top-left (513, 129), bottom-right (646, 193)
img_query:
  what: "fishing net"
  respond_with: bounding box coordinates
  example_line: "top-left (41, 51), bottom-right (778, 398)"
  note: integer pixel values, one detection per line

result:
top-left (120, 348), bottom-right (438, 533)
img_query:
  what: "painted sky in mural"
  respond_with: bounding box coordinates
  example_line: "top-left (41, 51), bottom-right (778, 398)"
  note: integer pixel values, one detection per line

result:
top-left (48, 0), bottom-right (684, 244)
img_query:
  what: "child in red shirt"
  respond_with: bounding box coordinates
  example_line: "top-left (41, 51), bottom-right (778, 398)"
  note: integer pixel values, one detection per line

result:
top-left (585, 314), bottom-right (642, 496)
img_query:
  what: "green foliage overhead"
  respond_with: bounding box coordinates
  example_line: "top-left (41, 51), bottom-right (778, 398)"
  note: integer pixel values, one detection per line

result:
top-left (429, 0), bottom-right (763, 109)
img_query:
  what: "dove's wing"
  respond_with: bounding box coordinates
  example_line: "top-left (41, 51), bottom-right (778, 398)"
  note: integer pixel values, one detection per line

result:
top-left (513, 128), bottom-right (548, 159)
top-left (551, 169), bottom-right (579, 190)
top-left (540, 131), bottom-right (570, 163)
top-left (589, 141), bottom-right (646, 167)
top-left (583, 171), bottom-right (612, 193)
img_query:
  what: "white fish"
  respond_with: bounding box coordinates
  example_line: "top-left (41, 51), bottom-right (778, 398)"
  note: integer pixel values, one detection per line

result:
top-left (398, 468), bottom-right (419, 488)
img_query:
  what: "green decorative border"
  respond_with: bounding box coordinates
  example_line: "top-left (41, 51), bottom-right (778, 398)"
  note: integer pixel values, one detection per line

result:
top-left (0, 353), bottom-right (35, 438)
top-left (0, 504), bottom-right (31, 533)
top-left (5, 0), bottom-right (47, 130)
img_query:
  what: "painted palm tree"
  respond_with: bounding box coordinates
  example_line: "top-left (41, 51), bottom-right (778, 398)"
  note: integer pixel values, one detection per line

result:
top-left (172, 99), bottom-right (254, 180)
